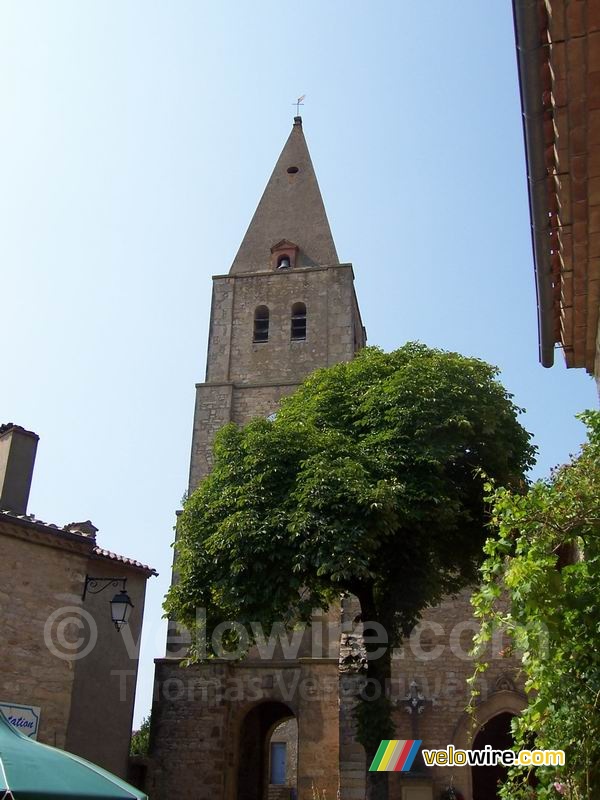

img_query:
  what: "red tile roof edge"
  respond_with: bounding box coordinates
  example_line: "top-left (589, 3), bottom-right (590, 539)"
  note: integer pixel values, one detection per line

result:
top-left (92, 547), bottom-right (158, 576)
top-left (0, 509), bottom-right (157, 577)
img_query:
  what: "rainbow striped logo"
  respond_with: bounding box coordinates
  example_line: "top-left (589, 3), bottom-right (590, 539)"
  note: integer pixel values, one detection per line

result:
top-left (369, 739), bottom-right (422, 772)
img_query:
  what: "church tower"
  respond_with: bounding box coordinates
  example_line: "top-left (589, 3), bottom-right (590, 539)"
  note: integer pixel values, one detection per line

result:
top-left (188, 116), bottom-right (365, 489)
top-left (148, 118), bottom-right (530, 800)
top-left (149, 119), bottom-right (366, 800)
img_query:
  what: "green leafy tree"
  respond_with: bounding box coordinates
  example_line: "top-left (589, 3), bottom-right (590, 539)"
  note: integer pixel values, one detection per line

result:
top-left (471, 411), bottom-right (600, 800)
top-left (165, 344), bottom-right (534, 800)
top-left (130, 714), bottom-right (151, 757)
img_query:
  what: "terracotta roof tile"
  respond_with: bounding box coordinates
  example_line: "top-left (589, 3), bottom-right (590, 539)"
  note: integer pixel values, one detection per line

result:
top-left (92, 547), bottom-right (158, 576)
top-left (0, 508), bottom-right (67, 532)
top-left (0, 509), bottom-right (157, 577)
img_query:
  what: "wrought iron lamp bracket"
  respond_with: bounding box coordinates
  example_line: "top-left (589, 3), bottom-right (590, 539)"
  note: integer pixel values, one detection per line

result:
top-left (82, 576), bottom-right (127, 601)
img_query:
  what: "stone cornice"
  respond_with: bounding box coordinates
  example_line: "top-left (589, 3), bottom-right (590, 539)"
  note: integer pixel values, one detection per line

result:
top-left (211, 262), bottom-right (355, 281)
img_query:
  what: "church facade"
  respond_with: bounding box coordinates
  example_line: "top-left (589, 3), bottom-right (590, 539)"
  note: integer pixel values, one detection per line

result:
top-left (147, 119), bottom-right (525, 800)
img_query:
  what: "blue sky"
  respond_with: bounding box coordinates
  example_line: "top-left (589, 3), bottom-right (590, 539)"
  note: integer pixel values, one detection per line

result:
top-left (2, 1), bottom-right (597, 727)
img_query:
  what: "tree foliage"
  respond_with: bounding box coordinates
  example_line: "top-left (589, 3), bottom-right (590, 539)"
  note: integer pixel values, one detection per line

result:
top-left (130, 714), bottom-right (151, 757)
top-left (165, 343), bottom-right (534, 798)
top-left (471, 411), bottom-right (600, 800)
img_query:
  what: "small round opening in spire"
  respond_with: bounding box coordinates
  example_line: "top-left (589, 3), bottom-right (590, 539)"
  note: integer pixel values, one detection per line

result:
top-left (287, 166), bottom-right (299, 174)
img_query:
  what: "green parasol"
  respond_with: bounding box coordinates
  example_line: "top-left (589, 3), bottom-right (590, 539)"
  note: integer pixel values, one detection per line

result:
top-left (0, 714), bottom-right (147, 800)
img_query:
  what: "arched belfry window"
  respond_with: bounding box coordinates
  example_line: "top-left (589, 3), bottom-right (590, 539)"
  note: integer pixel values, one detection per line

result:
top-left (253, 305), bottom-right (270, 343)
top-left (291, 302), bottom-right (306, 341)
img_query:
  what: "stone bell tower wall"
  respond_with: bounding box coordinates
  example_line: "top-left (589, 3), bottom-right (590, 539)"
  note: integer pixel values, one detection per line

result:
top-left (188, 263), bottom-right (364, 491)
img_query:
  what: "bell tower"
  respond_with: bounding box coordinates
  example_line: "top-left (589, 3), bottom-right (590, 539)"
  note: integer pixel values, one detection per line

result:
top-left (188, 116), bottom-right (366, 489)
top-left (150, 119), bottom-right (365, 800)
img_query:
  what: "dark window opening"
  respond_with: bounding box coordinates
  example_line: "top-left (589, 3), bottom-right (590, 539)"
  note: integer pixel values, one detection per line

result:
top-left (291, 302), bottom-right (306, 340)
top-left (472, 713), bottom-right (517, 800)
top-left (253, 305), bottom-right (269, 343)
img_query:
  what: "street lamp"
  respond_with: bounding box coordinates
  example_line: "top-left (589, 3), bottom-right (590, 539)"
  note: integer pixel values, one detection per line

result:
top-left (82, 576), bottom-right (134, 631)
top-left (109, 588), bottom-right (134, 631)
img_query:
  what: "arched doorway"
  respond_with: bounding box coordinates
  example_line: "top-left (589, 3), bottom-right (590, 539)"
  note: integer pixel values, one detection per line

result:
top-left (471, 712), bottom-right (514, 800)
top-left (237, 701), bottom-right (297, 800)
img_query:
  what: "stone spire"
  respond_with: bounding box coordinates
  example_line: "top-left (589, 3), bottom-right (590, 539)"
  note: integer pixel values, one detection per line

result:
top-left (229, 117), bottom-right (339, 274)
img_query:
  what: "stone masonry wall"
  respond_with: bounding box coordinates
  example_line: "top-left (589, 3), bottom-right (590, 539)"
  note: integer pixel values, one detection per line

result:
top-left (336, 589), bottom-right (526, 800)
top-left (148, 658), bottom-right (340, 800)
top-left (206, 278), bottom-right (235, 383)
top-left (189, 264), bottom-right (362, 492)
top-left (1, 521), bottom-right (150, 778)
top-left (0, 527), bottom-right (88, 748)
top-left (66, 563), bottom-right (148, 778)
top-left (387, 590), bottom-right (525, 799)
top-left (231, 384), bottom-right (298, 428)
top-left (224, 266), bottom-right (356, 385)
top-left (188, 383), bottom-right (234, 489)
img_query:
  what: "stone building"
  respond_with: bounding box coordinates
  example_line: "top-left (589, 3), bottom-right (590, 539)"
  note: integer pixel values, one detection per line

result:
top-left (148, 119), bottom-right (526, 800)
top-left (0, 422), bottom-right (157, 778)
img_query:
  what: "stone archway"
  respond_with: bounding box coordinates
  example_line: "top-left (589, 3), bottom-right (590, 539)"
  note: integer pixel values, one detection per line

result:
top-left (450, 690), bottom-right (526, 800)
top-left (237, 701), bottom-right (296, 800)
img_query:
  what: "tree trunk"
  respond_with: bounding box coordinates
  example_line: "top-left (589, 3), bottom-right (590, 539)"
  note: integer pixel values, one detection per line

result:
top-left (365, 767), bottom-right (389, 800)
top-left (356, 587), bottom-right (394, 800)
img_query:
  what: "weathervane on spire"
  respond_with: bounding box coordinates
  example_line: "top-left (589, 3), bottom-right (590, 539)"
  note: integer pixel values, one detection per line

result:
top-left (293, 94), bottom-right (306, 115)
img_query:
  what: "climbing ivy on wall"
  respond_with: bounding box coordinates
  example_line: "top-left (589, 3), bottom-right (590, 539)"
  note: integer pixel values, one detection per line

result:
top-left (471, 411), bottom-right (600, 799)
